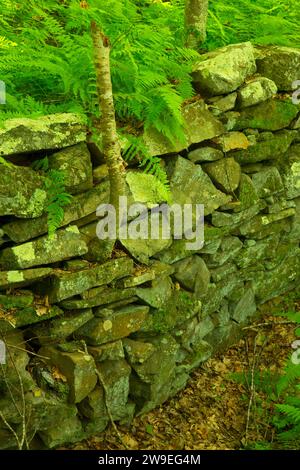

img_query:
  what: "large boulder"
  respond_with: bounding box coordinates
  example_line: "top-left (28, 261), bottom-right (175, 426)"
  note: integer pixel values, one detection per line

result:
top-left (193, 42), bottom-right (256, 96)
top-left (255, 46), bottom-right (300, 91)
top-left (0, 113), bottom-right (86, 156)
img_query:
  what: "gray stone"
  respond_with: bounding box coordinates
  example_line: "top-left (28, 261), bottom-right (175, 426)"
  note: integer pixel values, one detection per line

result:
top-left (38, 346), bottom-right (97, 403)
top-left (75, 305), bottom-right (149, 345)
top-left (35, 257), bottom-right (134, 302)
top-left (188, 146), bottom-right (224, 163)
top-left (166, 155), bottom-right (231, 215)
top-left (237, 77), bottom-right (277, 108)
top-left (229, 288), bottom-right (256, 324)
top-left (193, 42), bottom-right (256, 95)
top-left (203, 157), bottom-right (241, 193)
top-left (251, 166), bottom-right (284, 198)
top-left (2, 181), bottom-right (109, 243)
top-left (0, 226), bottom-right (88, 270)
top-left (173, 255), bottom-right (210, 297)
top-left (0, 163), bottom-right (47, 218)
top-left (208, 92), bottom-right (237, 115)
top-left (0, 113), bottom-right (86, 156)
top-left (256, 46), bottom-right (300, 91)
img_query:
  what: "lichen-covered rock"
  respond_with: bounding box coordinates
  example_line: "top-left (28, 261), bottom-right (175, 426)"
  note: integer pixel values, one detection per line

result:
top-left (143, 100), bottom-right (224, 156)
top-left (229, 288), bottom-right (256, 324)
top-left (123, 338), bottom-right (155, 364)
top-left (251, 166), bottom-right (284, 198)
top-left (0, 113), bottom-right (86, 156)
top-left (129, 335), bottom-right (179, 414)
top-left (230, 130), bottom-right (295, 164)
top-left (2, 181), bottom-right (110, 243)
top-left (166, 155), bottom-right (231, 215)
top-left (0, 226), bottom-right (88, 270)
top-left (208, 92), bottom-right (237, 115)
top-left (193, 42), bottom-right (256, 96)
top-left (236, 208), bottom-right (296, 237)
top-left (236, 173), bottom-right (260, 210)
top-left (29, 309), bottom-right (93, 345)
top-left (211, 202), bottom-right (265, 227)
top-left (279, 144), bottom-right (300, 199)
top-left (35, 257), bottom-right (134, 302)
top-left (47, 143), bottom-right (93, 195)
top-left (38, 346), bottom-right (97, 403)
top-left (173, 255), bottom-right (210, 297)
top-left (203, 157), bottom-right (241, 193)
top-left (1, 304), bottom-right (63, 328)
top-left (74, 305), bottom-right (149, 345)
top-left (97, 359), bottom-right (132, 420)
top-left (38, 415), bottom-right (84, 448)
top-left (60, 286), bottom-right (136, 309)
top-left (88, 341), bottom-right (124, 362)
top-left (237, 77), bottom-right (277, 108)
top-left (256, 46), bottom-right (300, 91)
top-left (188, 146), bottom-right (224, 163)
top-left (226, 99), bottom-right (299, 131)
top-left (212, 132), bottom-right (250, 152)
top-left (0, 267), bottom-right (53, 290)
top-left (0, 163), bottom-right (47, 218)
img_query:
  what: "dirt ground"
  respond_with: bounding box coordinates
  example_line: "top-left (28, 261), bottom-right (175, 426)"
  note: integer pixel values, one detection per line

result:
top-left (70, 291), bottom-right (299, 451)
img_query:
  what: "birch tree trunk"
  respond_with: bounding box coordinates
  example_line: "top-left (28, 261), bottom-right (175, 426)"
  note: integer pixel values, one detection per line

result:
top-left (91, 21), bottom-right (126, 216)
top-left (185, 0), bottom-right (209, 49)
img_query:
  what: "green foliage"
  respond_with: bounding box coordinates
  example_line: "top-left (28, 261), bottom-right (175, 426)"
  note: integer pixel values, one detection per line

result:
top-left (33, 157), bottom-right (72, 238)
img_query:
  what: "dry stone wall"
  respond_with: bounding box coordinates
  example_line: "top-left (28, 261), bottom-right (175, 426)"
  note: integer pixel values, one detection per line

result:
top-left (0, 42), bottom-right (299, 448)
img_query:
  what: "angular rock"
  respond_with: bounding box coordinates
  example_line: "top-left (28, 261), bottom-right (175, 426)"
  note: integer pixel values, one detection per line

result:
top-left (279, 144), bottom-right (300, 200)
top-left (173, 255), bottom-right (210, 297)
top-left (213, 132), bottom-right (250, 152)
top-left (0, 113), bottom-right (86, 157)
top-left (29, 308), bottom-right (93, 345)
top-left (0, 267), bottom-right (53, 290)
top-left (236, 208), bottom-right (295, 237)
top-left (47, 143), bottom-right (93, 195)
top-left (38, 346), bottom-right (97, 403)
top-left (2, 181), bottom-right (109, 243)
top-left (166, 155), bottom-right (231, 215)
top-left (251, 166), bottom-right (284, 198)
top-left (77, 386), bottom-right (108, 424)
top-left (256, 46), bottom-right (300, 91)
top-left (123, 338), bottom-right (155, 364)
top-left (60, 286), bottom-right (136, 309)
top-left (0, 226), bottom-right (88, 270)
top-left (236, 173), bottom-right (259, 210)
top-left (136, 275), bottom-right (173, 308)
top-left (211, 201), bottom-right (265, 227)
top-left (38, 415), bottom-right (84, 449)
top-left (193, 42), bottom-right (256, 96)
top-left (97, 359), bottom-right (131, 420)
top-left (0, 291), bottom-right (34, 309)
top-left (88, 341), bottom-right (124, 362)
top-left (229, 288), bottom-right (256, 324)
top-left (203, 236), bottom-right (243, 268)
top-left (208, 92), bottom-right (237, 115)
top-left (143, 100), bottom-right (224, 156)
top-left (1, 304), bottom-right (63, 328)
top-left (187, 146), bottom-right (224, 163)
top-left (0, 163), bottom-right (47, 218)
top-left (203, 157), bottom-right (241, 193)
top-left (35, 257), bottom-right (134, 302)
top-left (74, 305), bottom-right (149, 345)
top-left (237, 77), bottom-right (277, 108)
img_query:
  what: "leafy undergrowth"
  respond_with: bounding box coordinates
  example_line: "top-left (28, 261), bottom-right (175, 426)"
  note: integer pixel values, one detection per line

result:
top-left (69, 290), bottom-right (299, 451)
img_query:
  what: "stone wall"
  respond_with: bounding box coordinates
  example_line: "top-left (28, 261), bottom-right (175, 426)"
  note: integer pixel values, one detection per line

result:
top-left (0, 42), bottom-right (299, 449)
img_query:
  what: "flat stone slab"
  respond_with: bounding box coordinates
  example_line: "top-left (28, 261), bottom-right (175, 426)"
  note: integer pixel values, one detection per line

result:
top-left (36, 257), bottom-right (134, 302)
top-left (0, 267), bottom-right (53, 290)
top-left (2, 181), bottom-right (109, 243)
top-left (0, 113), bottom-right (86, 156)
top-left (0, 226), bottom-right (88, 269)
top-left (75, 305), bottom-right (149, 345)
top-left (60, 286), bottom-right (136, 309)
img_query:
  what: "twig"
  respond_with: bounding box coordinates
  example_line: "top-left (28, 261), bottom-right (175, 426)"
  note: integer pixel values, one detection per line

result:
top-left (243, 320), bottom-right (296, 330)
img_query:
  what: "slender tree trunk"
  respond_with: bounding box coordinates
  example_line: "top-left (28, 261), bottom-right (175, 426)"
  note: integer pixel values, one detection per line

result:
top-left (185, 0), bottom-right (209, 49)
top-left (91, 21), bottom-right (126, 215)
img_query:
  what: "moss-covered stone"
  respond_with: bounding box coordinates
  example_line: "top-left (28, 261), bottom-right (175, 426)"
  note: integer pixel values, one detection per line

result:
top-left (0, 267), bottom-right (53, 290)
top-left (123, 338), bottom-right (155, 364)
top-left (193, 42), bottom-right (256, 95)
top-left (187, 146), bottom-right (224, 163)
top-left (35, 257), bottom-right (134, 302)
top-left (173, 255), bottom-right (210, 297)
top-left (203, 157), bottom-right (241, 193)
top-left (237, 77), bottom-right (277, 108)
top-left (0, 226), bottom-right (88, 270)
top-left (0, 163), bottom-right (47, 218)
top-left (0, 113), bottom-right (86, 156)
top-left (75, 305), bottom-right (149, 345)
top-left (251, 166), bottom-right (284, 198)
top-left (230, 130), bottom-right (295, 164)
top-left (227, 99), bottom-right (299, 131)
top-left (256, 45), bottom-right (300, 91)
top-left (88, 341), bottom-right (124, 362)
top-left (38, 346), bottom-right (97, 403)
top-left (2, 181), bottom-right (109, 243)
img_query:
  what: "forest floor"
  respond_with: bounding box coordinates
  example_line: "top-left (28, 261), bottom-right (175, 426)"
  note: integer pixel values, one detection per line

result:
top-left (70, 290), bottom-right (299, 451)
